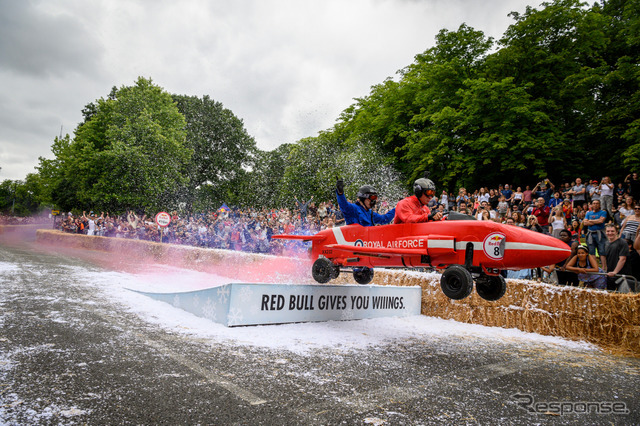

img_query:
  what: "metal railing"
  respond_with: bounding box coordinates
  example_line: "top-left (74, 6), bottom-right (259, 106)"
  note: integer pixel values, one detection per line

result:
top-left (536, 268), bottom-right (638, 293)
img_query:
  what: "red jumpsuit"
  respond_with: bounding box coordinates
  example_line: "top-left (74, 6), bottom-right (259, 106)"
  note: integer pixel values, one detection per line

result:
top-left (394, 195), bottom-right (431, 224)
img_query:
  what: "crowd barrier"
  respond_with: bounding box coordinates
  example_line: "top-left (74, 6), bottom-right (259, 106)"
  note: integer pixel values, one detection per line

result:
top-left (33, 229), bottom-right (640, 357)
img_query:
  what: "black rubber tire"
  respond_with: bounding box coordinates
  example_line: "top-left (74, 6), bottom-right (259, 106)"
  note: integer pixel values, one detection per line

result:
top-left (330, 265), bottom-right (340, 279)
top-left (312, 257), bottom-right (334, 284)
top-left (353, 267), bottom-right (374, 285)
top-left (440, 265), bottom-right (474, 300)
top-left (476, 275), bottom-right (507, 301)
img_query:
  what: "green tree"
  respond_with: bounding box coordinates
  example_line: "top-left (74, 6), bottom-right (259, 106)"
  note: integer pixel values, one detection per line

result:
top-left (0, 174), bottom-right (43, 216)
top-left (40, 77), bottom-right (191, 213)
top-left (404, 77), bottom-right (566, 189)
top-left (250, 143), bottom-right (294, 208)
top-left (172, 94), bottom-right (257, 211)
top-left (37, 134), bottom-right (80, 212)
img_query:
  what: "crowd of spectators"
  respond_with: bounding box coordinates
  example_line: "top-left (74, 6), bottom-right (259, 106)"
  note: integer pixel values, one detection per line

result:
top-left (53, 202), bottom-right (350, 256)
top-left (38, 173), bottom-right (640, 291)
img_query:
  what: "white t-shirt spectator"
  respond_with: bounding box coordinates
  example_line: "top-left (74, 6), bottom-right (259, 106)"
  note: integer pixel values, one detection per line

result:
top-left (600, 183), bottom-right (614, 197)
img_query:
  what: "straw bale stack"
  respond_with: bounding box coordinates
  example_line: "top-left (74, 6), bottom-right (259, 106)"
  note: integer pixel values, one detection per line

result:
top-left (338, 268), bottom-right (639, 357)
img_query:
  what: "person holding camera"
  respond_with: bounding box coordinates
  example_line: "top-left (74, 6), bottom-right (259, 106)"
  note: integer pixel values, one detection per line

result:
top-left (526, 215), bottom-right (544, 233)
top-left (533, 179), bottom-right (555, 204)
top-left (531, 197), bottom-right (551, 234)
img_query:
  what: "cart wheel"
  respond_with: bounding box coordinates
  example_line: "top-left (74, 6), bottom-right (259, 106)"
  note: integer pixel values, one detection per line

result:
top-left (440, 265), bottom-right (473, 300)
top-left (312, 258), bottom-right (334, 283)
top-left (353, 267), bottom-right (374, 285)
top-left (331, 265), bottom-right (340, 279)
top-left (476, 275), bottom-right (506, 301)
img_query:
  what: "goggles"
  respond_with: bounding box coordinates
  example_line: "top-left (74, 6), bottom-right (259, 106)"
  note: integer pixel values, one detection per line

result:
top-left (367, 194), bottom-right (378, 201)
top-left (424, 189), bottom-right (435, 197)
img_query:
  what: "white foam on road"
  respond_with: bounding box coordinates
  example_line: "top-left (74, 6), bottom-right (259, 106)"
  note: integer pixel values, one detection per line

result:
top-left (48, 262), bottom-right (597, 356)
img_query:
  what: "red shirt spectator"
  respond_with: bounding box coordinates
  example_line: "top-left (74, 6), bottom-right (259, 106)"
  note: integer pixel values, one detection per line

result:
top-left (532, 197), bottom-right (551, 227)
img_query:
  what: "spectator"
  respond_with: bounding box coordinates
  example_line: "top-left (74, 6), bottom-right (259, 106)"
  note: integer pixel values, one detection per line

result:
top-left (604, 223), bottom-right (630, 291)
top-left (561, 182), bottom-right (573, 201)
top-left (501, 184), bottom-right (514, 206)
top-left (440, 190), bottom-right (449, 209)
top-left (600, 176), bottom-right (614, 217)
top-left (477, 187), bottom-right (489, 204)
top-left (549, 207), bottom-right (567, 238)
top-left (294, 196), bottom-right (313, 223)
top-left (565, 244), bottom-right (607, 289)
top-left (526, 215), bottom-right (544, 233)
top-left (511, 211), bottom-right (526, 227)
top-left (568, 178), bottom-right (587, 204)
top-left (522, 185), bottom-right (534, 209)
top-left (533, 180), bottom-right (555, 203)
top-left (569, 220), bottom-right (583, 242)
top-left (82, 211), bottom-right (100, 236)
top-left (531, 197), bottom-right (551, 234)
top-left (588, 179), bottom-right (602, 204)
top-left (615, 182), bottom-right (626, 199)
top-left (497, 195), bottom-right (509, 220)
top-left (630, 234), bottom-right (640, 291)
top-left (488, 189), bottom-right (499, 210)
top-left (619, 196), bottom-right (634, 222)
top-left (619, 203), bottom-right (640, 241)
top-left (561, 199), bottom-right (573, 222)
top-left (583, 199), bottom-right (608, 267)
top-left (548, 191), bottom-right (563, 209)
top-left (456, 188), bottom-right (469, 207)
top-left (554, 229), bottom-right (579, 286)
top-left (625, 172), bottom-right (640, 201)
top-left (512, 186), bottom-right (524, 210)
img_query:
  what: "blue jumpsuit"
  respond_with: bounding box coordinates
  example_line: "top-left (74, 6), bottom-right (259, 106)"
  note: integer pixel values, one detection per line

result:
top-left (336, 191), bottom-right (395, 226)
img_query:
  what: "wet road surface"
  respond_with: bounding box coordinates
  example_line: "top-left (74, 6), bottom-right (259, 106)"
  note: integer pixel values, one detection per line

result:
top-left (1, 240), bottom-right (639, 425)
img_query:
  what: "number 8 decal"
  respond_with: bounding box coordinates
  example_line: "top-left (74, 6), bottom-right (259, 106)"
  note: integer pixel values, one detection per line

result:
top-left (483, 232), bottom-right (506, 260)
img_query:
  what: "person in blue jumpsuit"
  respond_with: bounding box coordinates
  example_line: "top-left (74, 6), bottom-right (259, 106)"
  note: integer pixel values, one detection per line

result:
top-left (335, 178), bottom-right (395, 226)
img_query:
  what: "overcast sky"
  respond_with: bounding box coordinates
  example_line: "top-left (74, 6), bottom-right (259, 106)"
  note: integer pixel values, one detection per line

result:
top-left (0, 0), bottom-right (537, 181)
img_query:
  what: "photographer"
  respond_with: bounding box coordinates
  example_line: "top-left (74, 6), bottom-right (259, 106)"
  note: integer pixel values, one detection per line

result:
top-left (533, 179), bottom-right (555, 204)
top-left (526, 215), bottom-right (544, 233)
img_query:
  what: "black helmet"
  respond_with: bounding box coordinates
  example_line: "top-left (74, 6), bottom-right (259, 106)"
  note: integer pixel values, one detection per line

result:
top-left (413, 178), bottom-right (436, 199)
top-left (357, 185), bottom-right (378, 207)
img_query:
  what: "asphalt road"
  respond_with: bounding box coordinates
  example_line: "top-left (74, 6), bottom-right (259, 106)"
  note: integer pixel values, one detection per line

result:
top-left (1, 236), bottom-right (639, 425)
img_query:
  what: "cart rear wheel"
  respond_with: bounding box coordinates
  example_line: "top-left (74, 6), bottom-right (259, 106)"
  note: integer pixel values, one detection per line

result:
top-left (476, 275), bottom-right (506, 301)
top-left (353, 267), bottom-right (374, 285)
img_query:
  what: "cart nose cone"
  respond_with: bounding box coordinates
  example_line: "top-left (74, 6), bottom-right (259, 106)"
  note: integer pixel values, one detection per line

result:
top-left (503, 228), bottom-right (571, 268)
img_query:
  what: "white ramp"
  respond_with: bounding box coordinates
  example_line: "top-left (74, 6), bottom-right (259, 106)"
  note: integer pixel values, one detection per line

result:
top-left (132, 283), bottom-right (422, 327)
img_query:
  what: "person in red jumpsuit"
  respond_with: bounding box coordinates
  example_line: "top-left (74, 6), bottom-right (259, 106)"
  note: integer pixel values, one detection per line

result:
top-left (394, 177), bottom-right (444, 223)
